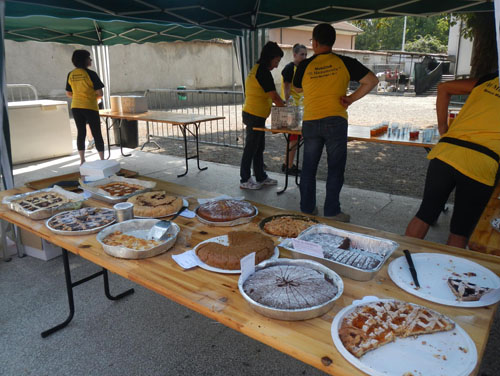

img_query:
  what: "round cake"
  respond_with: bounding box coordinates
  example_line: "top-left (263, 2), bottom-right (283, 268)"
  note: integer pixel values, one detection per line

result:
top-left (127, 191), bottom-right (183, 217)
top-left (196, 231), bottom-right (275, 270)
top-left (196, 199), bottom-right (256, 223)
top-left (243, 264), bottom-right (338, 310)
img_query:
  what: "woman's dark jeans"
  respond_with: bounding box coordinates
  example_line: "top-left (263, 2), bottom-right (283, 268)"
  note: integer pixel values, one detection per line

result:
top-left (240, 111), bottom-right (268, 183)
top-left (300, 116), bottom-right (348, 216)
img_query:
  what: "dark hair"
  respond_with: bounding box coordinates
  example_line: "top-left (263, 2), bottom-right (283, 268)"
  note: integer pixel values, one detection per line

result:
top-left (257, 41), bottom-right (284, 68)
top-left (72, 50), bottom-right (91, 68)
top-left (312, 24), bottom-right (336, 47)
top-left (293, 43), bottom-right (307, 54)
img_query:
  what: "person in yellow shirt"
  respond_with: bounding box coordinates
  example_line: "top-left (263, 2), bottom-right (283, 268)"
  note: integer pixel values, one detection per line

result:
top-left (405, 72), bottom-right (499, 248)
top-left (293, 24), bottom-right (378, 221)
top-left (65, 50), bottom-right (105, 165)
top-left (280, 43), bottom-right (307, 175)
top-left (240, 42), bottom-right (285, 190)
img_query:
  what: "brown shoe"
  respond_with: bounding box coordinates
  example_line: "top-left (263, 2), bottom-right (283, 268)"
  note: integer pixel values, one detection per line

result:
top-left (324, 212), bottom-right (350, 223)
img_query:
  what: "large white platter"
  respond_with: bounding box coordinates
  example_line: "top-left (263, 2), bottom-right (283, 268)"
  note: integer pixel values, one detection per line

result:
top-left (388, 253), bottom-right (500, 307)
top-left (192, 234), bottom-right (279, 274)
top-left (134, 199), bottom-right (189, 218)
top-left (331, 298), bottom-right (477, 376)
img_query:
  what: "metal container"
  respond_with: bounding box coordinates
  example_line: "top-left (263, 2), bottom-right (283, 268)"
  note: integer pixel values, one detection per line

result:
top-left (238, 258), bottom-right (344, 321)
top-left (114, 202), bottom-right (134, 222)
top-left (80, 175), bottom-right (156, 203)
top-left (97, 219), bottom-right (180, 259)
top-left (45, 207), bottom-right (116, 236)
top-left (279, 224), bottom-right (399, 281)
top-left (194, 205), bottom-right (258, 227)
top-left (2, 186), bottom-right (85, 220)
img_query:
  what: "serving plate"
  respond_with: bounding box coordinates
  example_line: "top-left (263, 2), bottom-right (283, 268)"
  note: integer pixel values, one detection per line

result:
top-left (46, 207), bottom-right (115, 236)
top-left (192, 234), bottom-right (279, 274)
top-left (331, 298), bottom-right (477, 376)
top-left (388, 253), bottom-right (500, 307)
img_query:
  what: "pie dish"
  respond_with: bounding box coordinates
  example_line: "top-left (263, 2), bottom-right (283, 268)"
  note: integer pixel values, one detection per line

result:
top-left (196, 199), bottom-right (257, 226)
top-left (195, 231), bottom-right (275, 270)
top-left (102, 231), bottom-right (162, 251)
top-left (46, 207), bottom-right (115, 235)
top-left (238, 258), bottom-right (344, 320)
top-left (338, 299), bottom-right (455, 358)
top-left (127, 191), bottom-right (183, 218)
top-left (259, 214), bottom-right (317, 238)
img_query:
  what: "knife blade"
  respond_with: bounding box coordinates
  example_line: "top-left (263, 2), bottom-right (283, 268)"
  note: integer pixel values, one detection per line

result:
top-left (403, 249), bottom-right (420, 289)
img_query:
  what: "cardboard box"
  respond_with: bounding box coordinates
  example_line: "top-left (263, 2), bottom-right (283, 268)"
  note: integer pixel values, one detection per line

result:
top-left (110, 96), bottom-right (121, 112)
top-left (80, 159), bottom-right (121, 180)
top-left (20, 229), bottom-right (62, 261)
top-left (110, 95), bottom-right (148, 114)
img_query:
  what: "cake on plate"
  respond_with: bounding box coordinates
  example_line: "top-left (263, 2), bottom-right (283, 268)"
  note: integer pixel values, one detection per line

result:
top-left (127, 191), bottom-right (183, 217)
top-left (196, 199), bottom-right (256, 223)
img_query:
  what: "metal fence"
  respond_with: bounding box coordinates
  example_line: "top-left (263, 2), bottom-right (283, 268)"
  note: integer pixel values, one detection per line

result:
top-left (144, 88), bottom-right (245, 149)
top-left (6, 84), bottom-right (38, 102)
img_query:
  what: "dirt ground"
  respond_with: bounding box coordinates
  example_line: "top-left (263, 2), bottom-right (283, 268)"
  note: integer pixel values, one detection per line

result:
top-left (75, 93), bottom-right (439, 199)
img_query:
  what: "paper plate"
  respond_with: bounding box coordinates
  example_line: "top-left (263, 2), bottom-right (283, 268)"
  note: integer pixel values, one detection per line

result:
top-left (331, 298), bottom-right (477, 376)
top-left (388, 253), bottom-right (500, 307)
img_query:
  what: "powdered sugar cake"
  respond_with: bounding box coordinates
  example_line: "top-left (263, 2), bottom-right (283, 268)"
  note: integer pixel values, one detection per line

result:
top-left (339, 300), bottom-right (455, 358)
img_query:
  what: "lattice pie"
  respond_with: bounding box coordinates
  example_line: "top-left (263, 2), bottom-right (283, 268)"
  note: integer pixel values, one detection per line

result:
top-left (12, 192), bottom-right (70, 212)
top-left (447, 277), bottom-right (491, 301)
top-left (339, 300), bottom-right (455, 358)
top-left (47, 207), bottom-right (115, 232)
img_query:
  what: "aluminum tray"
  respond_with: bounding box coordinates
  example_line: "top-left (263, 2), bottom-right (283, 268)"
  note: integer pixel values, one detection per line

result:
top-left (2, 186), bottom-right (85, 220)
top-left (45, 207), bottom-right (116, 236)
top-left (97, 219), bottom-right (180, 259)
top-left (279, 224), bottom-right (399, 281)
top-left (80, 175), bottom-right (156, 203)
top-left (238, 258), bottom-right (344, 321)
top-left (195, 205), bottom-right (258, 227)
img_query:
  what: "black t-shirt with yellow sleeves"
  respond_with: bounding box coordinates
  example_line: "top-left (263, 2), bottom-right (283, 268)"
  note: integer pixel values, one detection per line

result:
top-left (66, 68), bottom-right (104, 111)
top-left (243, 63), bottom-right (276, 119)
top-left (293, 52), bottom-right (369, 121)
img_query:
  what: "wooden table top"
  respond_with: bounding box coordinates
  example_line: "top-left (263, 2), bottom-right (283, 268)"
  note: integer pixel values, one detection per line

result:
top-left (2, 178), bottom-right (499, 376)
top-left (469, 182), bottom-right (500, 255)
top-left (254, 125), bottom-right (437, 148)
top-left (99, 109), bottom-right (224, 125)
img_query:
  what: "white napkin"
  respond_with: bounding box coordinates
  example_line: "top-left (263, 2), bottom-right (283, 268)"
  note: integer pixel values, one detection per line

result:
top-left (172, 249), bottom-right (199, 270)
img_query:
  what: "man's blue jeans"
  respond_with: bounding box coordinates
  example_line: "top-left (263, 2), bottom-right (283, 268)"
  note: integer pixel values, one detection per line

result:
top-left (300, 116), bottom-right (348, 216)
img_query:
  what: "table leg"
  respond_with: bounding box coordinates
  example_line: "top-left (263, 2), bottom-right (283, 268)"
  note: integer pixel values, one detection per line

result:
top-left (295, 135), bottom-right (302, 187)
top-left (177, 123), bottom-right (208, 178)
top-left (1, 220), bottom-right (11, 262)
top-left (105, 117), bottom-right (112, 160)
top-left (41, 249), bottom-right (134, 338)
top-left (178, 125), bottom-right (190, 177)
top-left (140, 121), bottom-right (160, 150)
top-left (118, 120), bottom-right (132, 157)
top-left (194, 123), bottom-right (208, 173)
top-left (277, 134), bottom-right (291, 195)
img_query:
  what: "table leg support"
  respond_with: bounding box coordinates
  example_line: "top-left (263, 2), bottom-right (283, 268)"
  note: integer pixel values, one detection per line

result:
top-left (295, 135), bottom-right (302, 187)
top-left (105, 117), bottom-right (112, 160)
top-left (119, 120), bottom-right (132, 157)
top-left (41, 249), bottom-right (134, 338)
top-left (140, 121), bottom-right (161, 150)
top-left (194, 123), bottom-right (207, 173)
top-left (177, 126), bottom-right (190, 177)
top-left (277, 134), bottom-right (291, 195)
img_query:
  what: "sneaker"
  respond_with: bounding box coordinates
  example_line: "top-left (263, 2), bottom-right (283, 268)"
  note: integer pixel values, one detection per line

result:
top-left (87, 139), bottom-right (95, 150)
top-left (288, 164), bottom-right (301, 176)
top-left (240, 178), bottom-right (263, 190)
top-left (260, 177), bottom-right (277, 186)
top-left (301, 206), bottom-right (318, 216)
top-left (324, 212), bottom-right (351, 223)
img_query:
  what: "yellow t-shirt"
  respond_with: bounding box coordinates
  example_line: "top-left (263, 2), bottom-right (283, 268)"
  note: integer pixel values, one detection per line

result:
top-left (293, 53), bottom-right (369, 121)
top-left (242, 63), bottom-right (275, 119)
top-left (428, 73), bottom-right (500, 186)
top-left (66, 68), bottom-right (104, 111)
top-left (281, 62), bottom-right (303, 105)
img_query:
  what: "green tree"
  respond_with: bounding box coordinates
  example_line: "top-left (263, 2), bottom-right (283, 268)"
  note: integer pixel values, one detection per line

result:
top-left (405, 35), bottom-right (447, 53)
top-left (353, 15), bottom-right (449, 53)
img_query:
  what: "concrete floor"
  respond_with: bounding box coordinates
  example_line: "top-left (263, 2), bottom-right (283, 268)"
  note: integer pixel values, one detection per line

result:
top-left (1, 146), bottom-right (499, 376)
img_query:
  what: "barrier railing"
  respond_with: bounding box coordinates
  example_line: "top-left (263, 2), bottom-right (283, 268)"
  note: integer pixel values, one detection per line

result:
top-left (6, 84), bottom-right (38, 102)
top-left (144, 88), bottom-right (245, 149)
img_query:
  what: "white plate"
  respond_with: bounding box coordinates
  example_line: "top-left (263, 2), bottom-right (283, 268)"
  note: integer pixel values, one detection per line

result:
top-left (331, 299), bottom-right (477, 376)
top-left (388, 253), bottom-right (500, 307)
top-left (135, 199), bottom-right (189, 218)
top-left (195, 205), bottom-right (258, 227)
top-left (192, 234), bottom-right (279, 274)
top-left (491, 217), bottom-right (500, 232)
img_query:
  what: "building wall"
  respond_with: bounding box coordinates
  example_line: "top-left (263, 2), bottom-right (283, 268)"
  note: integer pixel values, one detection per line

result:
top-left (269, 28), bottom-right (355, 49)
top-left (5, 39), bottom-right (241, 98)
top-left (447, 20), bottom-right (473, 76)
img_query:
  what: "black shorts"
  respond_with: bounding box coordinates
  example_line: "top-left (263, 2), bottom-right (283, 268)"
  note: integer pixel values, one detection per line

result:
top-left (416, 158), bottom-right (494, 238)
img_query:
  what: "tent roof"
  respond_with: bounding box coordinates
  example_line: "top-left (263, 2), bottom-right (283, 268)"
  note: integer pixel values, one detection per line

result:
top-left (6, 1), bottom-right (495, 32)
top-left (4, 16), bottom-right (238, 45)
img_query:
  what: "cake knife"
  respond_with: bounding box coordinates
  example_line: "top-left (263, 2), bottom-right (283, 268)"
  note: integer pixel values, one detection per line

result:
top-left (403, 249), bottom-right (420, 289)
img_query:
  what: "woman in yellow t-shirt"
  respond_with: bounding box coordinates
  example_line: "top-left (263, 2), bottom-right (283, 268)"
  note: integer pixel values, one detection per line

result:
top-left (65, 50), bottom-right (105, 164)
top-left (405, 72), bottom-right (499, 248)
top-left (240, 42), bottom-right (285, 190)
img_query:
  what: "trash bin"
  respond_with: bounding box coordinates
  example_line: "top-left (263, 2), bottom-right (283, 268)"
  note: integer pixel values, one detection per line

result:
top-left (112, 119), bottom-right (138, 148)
top-left (177, 86), bottom-right (187, 101)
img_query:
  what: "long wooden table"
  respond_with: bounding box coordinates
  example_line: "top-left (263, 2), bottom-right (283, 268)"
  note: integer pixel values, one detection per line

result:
top-left (469, 182), bottom-right (500, 255)
top-left (1, 177), bottom-right (499, 375)
top-left (99, 110), bottom-right (224, 177)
